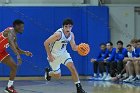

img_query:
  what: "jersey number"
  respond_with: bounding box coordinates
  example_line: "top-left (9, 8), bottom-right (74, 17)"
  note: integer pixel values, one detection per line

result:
top-left (61, 44), bottom-right (67, 49)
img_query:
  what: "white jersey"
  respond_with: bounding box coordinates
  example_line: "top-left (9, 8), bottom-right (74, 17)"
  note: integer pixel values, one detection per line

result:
top-left (50, 28), bottom-right (72, 57)
top-left (127, 52), bottom-right (133, 58)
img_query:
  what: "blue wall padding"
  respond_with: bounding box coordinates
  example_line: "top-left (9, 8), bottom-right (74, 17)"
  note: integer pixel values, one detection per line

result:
top-left (0, 6), bottom-right (110, 76)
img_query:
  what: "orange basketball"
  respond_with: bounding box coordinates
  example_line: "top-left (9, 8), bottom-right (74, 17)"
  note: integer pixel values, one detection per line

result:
top-left (77, 43), bottom-right (90, 56)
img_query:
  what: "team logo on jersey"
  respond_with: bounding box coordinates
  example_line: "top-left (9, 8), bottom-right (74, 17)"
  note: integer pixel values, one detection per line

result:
top-left (61, 40), bottom-right (69, 43)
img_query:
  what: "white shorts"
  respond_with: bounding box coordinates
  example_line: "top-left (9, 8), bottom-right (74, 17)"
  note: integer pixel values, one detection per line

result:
top-left (49, 51), bottom-right (73, 73)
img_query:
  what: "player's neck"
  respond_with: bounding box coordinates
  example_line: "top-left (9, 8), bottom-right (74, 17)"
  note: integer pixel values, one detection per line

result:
top-left (63, 30), bottom-right (70, 37)
top-left (109, 47), bottom-right (113, 51)
top-left (13, 29), bottom-right (18, 34)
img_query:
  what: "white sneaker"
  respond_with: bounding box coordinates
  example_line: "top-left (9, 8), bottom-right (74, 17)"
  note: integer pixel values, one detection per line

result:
top-left (94, 73), bottom-right (98, 78)
top-left (100, 73), bottom-right (107, 80)
top-left (123, 76), bottom-right (134, 82)
top-left (105, 74), bottom-right (112, 81)
top-left (130, 77), bottom-right (139, 82)
top-left (99, 73), bottom-right (102, 78)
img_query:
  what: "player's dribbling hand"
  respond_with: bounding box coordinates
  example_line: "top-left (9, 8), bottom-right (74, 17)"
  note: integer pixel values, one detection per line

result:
top-left (17, 55), bottom-right (22, 65)
top-left (48, 54), bottom-right (55, 62)
top-left (25, 51), bottom-right (33, 57)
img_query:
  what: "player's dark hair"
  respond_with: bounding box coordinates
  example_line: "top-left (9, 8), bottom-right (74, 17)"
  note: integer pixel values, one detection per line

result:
top-left (63, 18), bottom-right (73, 26)
top-left (13, 19), bottom-right (24, 27)
top-left (106, 41), bottom-right (113, 46)
top-left (100, 43), bottom-right (106, 46)
top-left (117, 40), bottom-right (123, 45)
top-left (130, 38), bottom-right (138, 43)
top-left (126, 44), bottom-right (131, 47)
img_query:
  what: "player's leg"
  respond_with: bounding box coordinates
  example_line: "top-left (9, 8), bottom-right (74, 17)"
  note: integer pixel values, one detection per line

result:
top-left (1, 55), bottom-right (18, 93)
top-left (98, 62), bottom-right (107, 80)
top-left (123, 61), bottom-right (135, 82)
top-left (127, 61), bottom-right (135, 77)
top-left (66, 62), bottom-right (86, 93)
top-left (93, 61), bottom-right (98, 77)
top-left (46, 68), bottom-right (61, 79)
top-left (120, 64), bottom-right (129, 81)
top-left (117, 61), bottom-right (124, 77)
top-left (133, 61), bottom-right (140, 80)
top-left (105, 62), bottom-right (112, 80)
top-left (110, 61), bottom-right (117, 77)
top-left (66, 62), bottom-right (79, 82)
top-left (45, 57), bottom-right (61, 81)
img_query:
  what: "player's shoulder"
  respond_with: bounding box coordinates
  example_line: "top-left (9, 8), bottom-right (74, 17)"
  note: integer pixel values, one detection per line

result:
top-left (2, 27), bottom-right (14, 37)
top-left (4, 27), bottom-right (14, 31)
top-left (53, 28), bottom-right (62, 40)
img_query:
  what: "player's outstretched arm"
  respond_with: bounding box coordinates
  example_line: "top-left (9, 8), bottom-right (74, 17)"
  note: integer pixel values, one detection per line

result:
top-left (70, 32), bottom-right (78, 51)
top-left (15, 42), bottom-right (32, 57)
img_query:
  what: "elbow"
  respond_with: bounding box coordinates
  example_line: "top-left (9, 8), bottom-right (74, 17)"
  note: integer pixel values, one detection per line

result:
top-left (44, 40), bottom-right (49, 47)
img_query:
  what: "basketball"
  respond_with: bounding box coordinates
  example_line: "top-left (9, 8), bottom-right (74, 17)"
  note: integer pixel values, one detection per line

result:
top-left (77, 43), bottom-right (90, 56)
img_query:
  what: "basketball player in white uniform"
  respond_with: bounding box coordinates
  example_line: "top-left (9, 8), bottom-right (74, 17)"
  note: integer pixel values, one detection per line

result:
top-left (44, 18), bottom-right (86, 93)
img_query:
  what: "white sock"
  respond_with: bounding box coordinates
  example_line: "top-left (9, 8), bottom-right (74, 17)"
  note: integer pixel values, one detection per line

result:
top-left (136, 75), bottom-right (140, 79)
top-left (75, 81), bottom-right (80, 84)
top-left (7, 80), bottom-right (14, 87)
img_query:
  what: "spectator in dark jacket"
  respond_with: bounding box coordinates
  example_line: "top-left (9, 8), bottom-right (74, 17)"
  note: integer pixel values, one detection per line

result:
top-left (103, 42), bottom-right (116, 80)
top-left (91, 43), bottom-right (108, 78)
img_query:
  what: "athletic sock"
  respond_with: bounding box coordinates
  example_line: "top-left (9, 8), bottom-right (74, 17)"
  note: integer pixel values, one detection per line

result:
top-left (7, 80), bottom-right (14, 88)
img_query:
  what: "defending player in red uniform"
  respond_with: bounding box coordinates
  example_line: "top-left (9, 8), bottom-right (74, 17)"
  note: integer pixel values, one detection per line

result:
top-left (0, 19), bottom-right (32, 93)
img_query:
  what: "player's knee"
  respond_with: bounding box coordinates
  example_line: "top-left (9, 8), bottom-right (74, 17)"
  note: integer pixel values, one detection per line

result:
top-left (134, 61), bottom-right (139, 65)
top-left (127, 61), bottom-right (133, 65)
top-left (54, 73), bottom-right (61, 79)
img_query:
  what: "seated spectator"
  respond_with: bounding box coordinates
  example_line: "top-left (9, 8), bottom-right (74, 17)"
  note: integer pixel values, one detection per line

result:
top-left (115, 41), bottom-right (128, 78)
top-left (103, 42), bottom-right (116, 80)
top-left (91, 43), bottom-right (108, 79)
top-left (132, 39), bottom-right (140, 81)
top-left (123, 44), bottom-right (136, 82)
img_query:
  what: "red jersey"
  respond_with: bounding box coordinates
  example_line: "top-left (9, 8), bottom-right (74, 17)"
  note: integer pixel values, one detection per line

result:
top-left (0, 27), bottom-right (13, 52)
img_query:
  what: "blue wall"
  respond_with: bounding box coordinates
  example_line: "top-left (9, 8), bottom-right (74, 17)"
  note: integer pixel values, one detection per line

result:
top-left (0, 6), bottom-right (110, 76)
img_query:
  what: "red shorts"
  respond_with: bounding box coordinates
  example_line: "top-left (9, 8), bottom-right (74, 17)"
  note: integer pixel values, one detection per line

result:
top-left (0, 49), bottom-right (9, 62)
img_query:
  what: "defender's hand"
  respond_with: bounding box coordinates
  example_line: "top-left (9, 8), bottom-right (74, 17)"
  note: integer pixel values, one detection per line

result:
top-left (17, 55), bottom-right (22, 65)
top-left (25, 51), bottom-right (32, 57)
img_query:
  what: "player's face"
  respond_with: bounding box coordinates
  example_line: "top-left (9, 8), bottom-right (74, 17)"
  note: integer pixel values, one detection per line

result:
top-left (131, 43), bottom-right (137, 48)
top-left (117, 43), bottom-right (123, 49)
top-left (137, 42), bottom-right (140, 48)
top-left (14, 24), bottom-right (24, 34)
top-left (100, 45), bottom-right (106, 51)
top-left (106, 44), bottom-right (112, 50)
top-left (63, 24), bottom-right (73, 33)
top-left (127, 46), bottom-right (132, 52)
